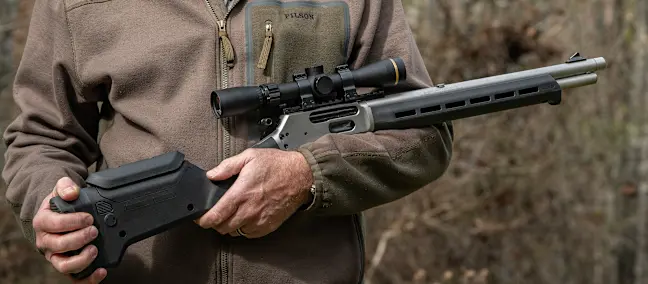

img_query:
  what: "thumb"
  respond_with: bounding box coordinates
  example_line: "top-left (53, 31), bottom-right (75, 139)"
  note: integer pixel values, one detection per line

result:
top-left (206, 152), bottom-right (252, 181)
top-left (53, 176), bottom-right (80, 201)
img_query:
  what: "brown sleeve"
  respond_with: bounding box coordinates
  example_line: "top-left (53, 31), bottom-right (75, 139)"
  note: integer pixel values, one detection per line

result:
top-left (1, 0), bottom-right (102, 244)
top-left (296, 0), bottom-right (454, 216)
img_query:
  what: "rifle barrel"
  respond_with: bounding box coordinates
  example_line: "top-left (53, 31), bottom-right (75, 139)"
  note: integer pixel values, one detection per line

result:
top-left (365, 57), bottom-right (607, 131)
top-left (502, 57), bottom-right (606, 80)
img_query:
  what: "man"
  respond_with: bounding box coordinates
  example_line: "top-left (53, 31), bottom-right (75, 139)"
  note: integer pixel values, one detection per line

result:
top-left (2, 0), bottom-right (453, 283)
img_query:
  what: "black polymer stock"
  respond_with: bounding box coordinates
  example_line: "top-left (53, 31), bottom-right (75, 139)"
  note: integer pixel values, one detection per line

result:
top-left (50, 52), bottom-right (607, 279)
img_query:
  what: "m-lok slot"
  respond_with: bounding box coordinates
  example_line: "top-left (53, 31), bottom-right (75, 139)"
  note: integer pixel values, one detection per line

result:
top-left (494, 91), bottom-right (515, 99)
top-left (519, 86), bottom-right (539, 95)
top-left (470, 96), bottom-right (490, 104)
top-left (421, 105), bottom-right (441, 113)
top-left (446, 100), bottom-right (465, 109)
top-left (395, 109), bottom-right (416, 118)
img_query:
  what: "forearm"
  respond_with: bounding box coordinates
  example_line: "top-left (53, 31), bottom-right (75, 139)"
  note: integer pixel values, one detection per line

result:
top-left (3, 127), bottom-right (99, 225)
top-left (3, 154), bottom-right (89, 244)
top-left (293, 0), bottom-right (454, 216)
top-left (2, 0), bottom-right (101, 244)
top-left (297, 121), bottom-right (452, 216)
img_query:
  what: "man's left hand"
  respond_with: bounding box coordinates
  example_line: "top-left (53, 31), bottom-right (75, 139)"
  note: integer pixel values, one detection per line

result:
top-left (195, 148), bottom-right (313, 238)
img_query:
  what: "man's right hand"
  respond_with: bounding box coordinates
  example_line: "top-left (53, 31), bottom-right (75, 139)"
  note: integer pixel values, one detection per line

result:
top-left (33, 177), bottom-right (107, 283)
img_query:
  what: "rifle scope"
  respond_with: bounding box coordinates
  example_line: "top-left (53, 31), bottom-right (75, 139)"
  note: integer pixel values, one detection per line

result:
top-left (211, 58), bottom-right (407, 118)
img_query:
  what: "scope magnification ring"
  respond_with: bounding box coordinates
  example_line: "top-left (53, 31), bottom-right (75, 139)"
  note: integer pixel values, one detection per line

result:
top-left (264, 84), bottom-right (281, 107)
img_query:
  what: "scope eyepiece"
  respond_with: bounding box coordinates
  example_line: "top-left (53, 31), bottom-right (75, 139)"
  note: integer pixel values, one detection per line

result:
top-left (211, 86), bottom-right (264, 118)
top-left (211, 57), bottom-right (407, 119)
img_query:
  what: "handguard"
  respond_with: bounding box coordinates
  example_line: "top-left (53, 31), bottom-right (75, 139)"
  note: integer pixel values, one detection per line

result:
top-left (49, 152), bottom-right (233, 279)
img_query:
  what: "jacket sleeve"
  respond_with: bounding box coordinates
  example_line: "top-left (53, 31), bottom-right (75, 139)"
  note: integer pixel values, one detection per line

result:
top-left (296, 0), bottom-right (454, 216)
top-left (2, 0), bottom-right (102, 244)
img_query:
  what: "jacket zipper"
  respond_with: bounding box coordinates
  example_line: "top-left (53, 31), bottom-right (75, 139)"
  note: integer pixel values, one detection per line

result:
top-left (204, 0), bottom-right (238, 162)
top-left (218, 18), bottom-right (234, 162)
top-left (257, 20), bottom-right (273, 71)
top-left (203, 2), bottom-right (241, 284)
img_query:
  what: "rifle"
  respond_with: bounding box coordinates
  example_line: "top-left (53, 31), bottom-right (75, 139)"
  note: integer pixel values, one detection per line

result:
top-left (50, 52), bottom-right (607, 279)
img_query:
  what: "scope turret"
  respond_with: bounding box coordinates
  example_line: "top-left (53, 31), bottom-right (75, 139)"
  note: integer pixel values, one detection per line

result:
top-left (211, 57), bottom-right (407, 118)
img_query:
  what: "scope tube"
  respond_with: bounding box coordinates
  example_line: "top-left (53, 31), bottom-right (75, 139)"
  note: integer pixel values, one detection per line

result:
top-left (211, 58), bottom-right (407, 119)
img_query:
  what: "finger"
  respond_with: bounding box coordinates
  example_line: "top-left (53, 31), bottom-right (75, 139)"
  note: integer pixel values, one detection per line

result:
top-left (228, 225), bottom-right (251, 237)
top-left (229, 226), bottom-right (254, 238)
top-left (38, 177), bottom-right (80, 213)
top-left (228, 222), bottom-right (269, 239)
top-left (72, 268), bottom-right (107, 284)
top-left (40, 190), bottom-right (56, 212)
top-left (44, 249), bottom-right (54, 262)
top-left (38, 226), bottom-right (98, 254)
top-left (55, 177), bottom-right (78, 194)
top-left (50, 245), bottom-right (99, 274)
top-left (239, 218), bottom-right (279, 239)
top-left (33, 210), bottom-right (94, 233)
top-left (195, 177), bottom-right (249, 229)
top-left (195, 190), bottom-right (241, 229)
top-left (240, 214), bottom-right (286, 239)
top-left (54, 177), bottom-right (81, 201)
top-left (215, 207), bottom-right (251, 235)
top-left (236, 225), bottom-right (263, 238)
top-left (206, 151), bottom-right (252, 180)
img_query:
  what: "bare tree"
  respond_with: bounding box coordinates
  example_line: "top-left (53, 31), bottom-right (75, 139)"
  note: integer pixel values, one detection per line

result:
top-left (632, 0), bottom-right (648, 282)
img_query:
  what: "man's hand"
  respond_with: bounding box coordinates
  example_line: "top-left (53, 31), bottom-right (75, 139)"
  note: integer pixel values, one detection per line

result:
top-left (33, 177), bottom-right (108, 283)
top-left (195, 148), bottom-right (314, 238)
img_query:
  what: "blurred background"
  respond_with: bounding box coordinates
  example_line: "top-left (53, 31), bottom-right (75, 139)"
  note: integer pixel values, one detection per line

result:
top-left (0, 0), bottom-right (641, 283)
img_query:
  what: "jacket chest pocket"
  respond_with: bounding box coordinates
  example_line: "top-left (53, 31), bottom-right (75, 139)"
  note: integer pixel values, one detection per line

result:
top-left (245, 1), bottom-right (350, 86)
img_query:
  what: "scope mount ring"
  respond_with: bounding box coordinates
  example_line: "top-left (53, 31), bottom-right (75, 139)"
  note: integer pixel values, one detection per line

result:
top-left (292, 72), bottom-right (316, 108)
top-left (336, 64), bottom-right (358, 101)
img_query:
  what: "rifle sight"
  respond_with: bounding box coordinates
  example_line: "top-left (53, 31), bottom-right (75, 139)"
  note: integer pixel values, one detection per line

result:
top-left (211, 58), bottom-right (407, 118)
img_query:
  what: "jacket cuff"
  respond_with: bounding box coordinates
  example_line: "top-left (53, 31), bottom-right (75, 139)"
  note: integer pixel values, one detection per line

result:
top-left (295, 147), bottom-right (328, 214)
top-left (5, 166), bottom-right (85, 247)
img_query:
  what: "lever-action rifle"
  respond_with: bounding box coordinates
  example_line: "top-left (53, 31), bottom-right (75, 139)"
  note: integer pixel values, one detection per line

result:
top-left (50, 52), bottom-right (607, 279)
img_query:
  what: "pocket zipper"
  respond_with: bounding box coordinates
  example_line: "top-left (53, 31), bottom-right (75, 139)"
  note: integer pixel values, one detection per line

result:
top-left (257, 20), bottom-right (274, 70)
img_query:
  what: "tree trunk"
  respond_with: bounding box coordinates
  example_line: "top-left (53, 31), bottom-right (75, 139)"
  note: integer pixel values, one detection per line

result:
top-left (633, 0), bottom-right (648, 283)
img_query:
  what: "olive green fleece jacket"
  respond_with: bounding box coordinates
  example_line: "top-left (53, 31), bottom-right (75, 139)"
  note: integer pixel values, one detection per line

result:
top-left (2, 0), bottom-right (453, 283)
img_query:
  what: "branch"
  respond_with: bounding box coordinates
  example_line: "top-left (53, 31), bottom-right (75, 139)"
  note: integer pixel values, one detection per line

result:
top-left (364, 216), bottom-right (406, 284)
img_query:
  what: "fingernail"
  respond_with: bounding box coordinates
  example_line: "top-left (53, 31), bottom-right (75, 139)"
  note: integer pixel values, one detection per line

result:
top-left (61, 186), bottom-right (77, 197)
top-left (206, 169), bottom-right (217, 178)
top-left (85, 215), bottom-right (94, 226)
top-left (89, 246), bottom-right (98, 257)
top-left (88, 226), bottom-right (98, 238)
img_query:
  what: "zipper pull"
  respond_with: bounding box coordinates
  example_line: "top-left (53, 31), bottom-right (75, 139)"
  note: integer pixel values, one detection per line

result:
top-left (257, 20), bottom-right (273, 70)
top-left (218, 20), bottom-right (235, 68)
